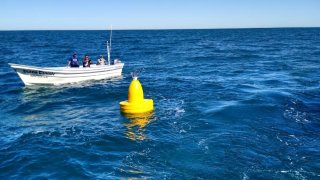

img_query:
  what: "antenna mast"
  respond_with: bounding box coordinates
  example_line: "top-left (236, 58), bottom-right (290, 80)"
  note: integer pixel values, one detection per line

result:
top-left (110, 25), bottom-right (112, 51)
top-left (107, 25), bottom-right (112, 65)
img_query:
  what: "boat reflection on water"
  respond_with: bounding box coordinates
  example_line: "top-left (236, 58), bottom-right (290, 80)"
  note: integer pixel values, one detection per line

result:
top-left (122, 111), bottom-right (156, 141)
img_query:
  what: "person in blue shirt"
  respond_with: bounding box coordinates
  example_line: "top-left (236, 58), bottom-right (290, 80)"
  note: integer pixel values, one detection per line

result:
top-left (68, 53), bottom-right (80, 67)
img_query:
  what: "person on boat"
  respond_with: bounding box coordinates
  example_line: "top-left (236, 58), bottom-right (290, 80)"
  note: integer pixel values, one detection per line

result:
top-left (96, 55), bottom-right (106, 65)
top-left (83, 54), bottom-right (92, 67)
top-left (68, 53), bottom-right (80, 67)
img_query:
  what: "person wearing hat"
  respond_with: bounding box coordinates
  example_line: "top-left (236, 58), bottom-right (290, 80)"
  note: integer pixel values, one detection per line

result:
top-left (96, 55), bottom-right (106, 65)
top-left (68, 52), bottom-right (80, 67)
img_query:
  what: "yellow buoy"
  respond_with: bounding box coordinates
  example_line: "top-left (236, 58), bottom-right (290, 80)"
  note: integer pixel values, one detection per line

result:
top-left (120, 76), bottom-right (154, 114)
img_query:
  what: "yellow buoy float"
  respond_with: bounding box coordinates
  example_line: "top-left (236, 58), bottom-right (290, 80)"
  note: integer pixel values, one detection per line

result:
top-left (120, 75), bottom-right (154, 114)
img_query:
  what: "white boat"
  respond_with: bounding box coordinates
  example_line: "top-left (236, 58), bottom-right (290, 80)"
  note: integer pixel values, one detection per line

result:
top-left (8, 62), bottom-right (124, 85)
top-left (9, 26), bottom-right (124, 86)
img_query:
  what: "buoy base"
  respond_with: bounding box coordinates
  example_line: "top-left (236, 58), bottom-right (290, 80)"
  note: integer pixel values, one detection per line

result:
top-left (120, 99), bottom-right (154, 114)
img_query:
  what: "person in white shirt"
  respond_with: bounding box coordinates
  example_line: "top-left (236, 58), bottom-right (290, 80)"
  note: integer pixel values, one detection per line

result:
top-left (96, 55), bottom-right (106, 65)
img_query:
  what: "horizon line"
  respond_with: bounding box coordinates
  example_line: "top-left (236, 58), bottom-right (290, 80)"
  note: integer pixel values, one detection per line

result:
top-left (0, 26), bottom-right (320, 31)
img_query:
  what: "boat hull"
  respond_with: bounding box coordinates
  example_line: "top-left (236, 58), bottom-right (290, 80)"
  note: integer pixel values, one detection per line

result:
top-left (8, 63), bottom-right (124, 85)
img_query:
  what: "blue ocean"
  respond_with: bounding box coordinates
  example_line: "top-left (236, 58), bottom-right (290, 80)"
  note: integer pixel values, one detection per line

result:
top-left (0, 28), bottom-right (319, 179)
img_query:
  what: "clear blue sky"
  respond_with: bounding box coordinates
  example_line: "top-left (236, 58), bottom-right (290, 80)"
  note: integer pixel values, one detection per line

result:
top-left (0, 0), bottom-right (319, 30)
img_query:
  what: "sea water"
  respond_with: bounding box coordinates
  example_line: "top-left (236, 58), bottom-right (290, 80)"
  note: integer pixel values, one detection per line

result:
top-left (0, 28), bottom-right (319, 179)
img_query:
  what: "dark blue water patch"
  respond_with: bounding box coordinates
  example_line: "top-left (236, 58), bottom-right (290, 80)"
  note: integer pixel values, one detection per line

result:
top-left (0, 28), bottom-right (320, 179)
top-left (0, 47), bottom-right (15, 56)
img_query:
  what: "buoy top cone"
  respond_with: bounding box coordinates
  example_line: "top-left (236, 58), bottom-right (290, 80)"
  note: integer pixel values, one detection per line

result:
top-left (120, 75), bottom-right (154, 114)
top-left (128, 77), bottom-right (144, 103)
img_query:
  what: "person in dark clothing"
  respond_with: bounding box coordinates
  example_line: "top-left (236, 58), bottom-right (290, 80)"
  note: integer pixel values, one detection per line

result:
top-left (68, 53), bottom-right (80, 67)
top-left (83, 54), bottom-right (92, 67)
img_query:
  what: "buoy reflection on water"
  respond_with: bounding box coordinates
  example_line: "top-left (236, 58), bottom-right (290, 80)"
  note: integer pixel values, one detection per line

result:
top-left (123, 111), bottom-right (156, 141)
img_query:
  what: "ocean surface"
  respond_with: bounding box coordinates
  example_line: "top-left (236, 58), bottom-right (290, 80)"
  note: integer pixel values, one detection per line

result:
top-left (0, 28), bottom-right (319, 179)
